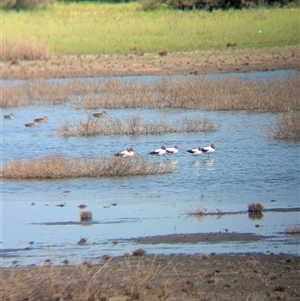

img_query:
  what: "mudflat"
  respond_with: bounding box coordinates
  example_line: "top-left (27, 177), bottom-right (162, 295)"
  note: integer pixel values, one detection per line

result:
top-left (2, 253), bottom-right (299, 300)
top-left (1, 46), bottom-right (299, 79)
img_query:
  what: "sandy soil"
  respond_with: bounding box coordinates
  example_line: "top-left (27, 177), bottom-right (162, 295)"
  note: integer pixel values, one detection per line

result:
top-left (1, 253), bottom-right (299, 301)
top-left (1, 46), bottom-right (299, 79)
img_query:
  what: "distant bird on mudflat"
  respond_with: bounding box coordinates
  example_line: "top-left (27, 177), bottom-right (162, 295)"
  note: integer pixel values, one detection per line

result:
top-left (3, 113), bottom-right (15, 119)
top-left (149, 146), bottom-right (167, 156)
top-left (187, 147), bottom-right (202, 156)
top-left (91, 111), bottom-right (107, 118)
top-left (24, 121), bottom-right (39, 127)
top-left (34, 116), bottom-right (49, 123)
top-left (166, 145), bottom-right (179, 154)
top-left (114, 147), bottom-right (134, 157)
top-left (201, 143), bottom-right (215, 158)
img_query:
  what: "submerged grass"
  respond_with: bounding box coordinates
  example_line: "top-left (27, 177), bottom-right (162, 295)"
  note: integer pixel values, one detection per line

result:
top-left (1, 3), bottom-right (298, 55)
top-left (58, 115), bottom-right (218, 137)
top-left (2, 76), bottom-right (299, 113)
top-left (0, 155), bottom-right (175, 179)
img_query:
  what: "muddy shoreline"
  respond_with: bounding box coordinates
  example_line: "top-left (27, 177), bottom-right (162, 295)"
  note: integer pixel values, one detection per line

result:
top-left (1, 46), bottom-right (299, 80)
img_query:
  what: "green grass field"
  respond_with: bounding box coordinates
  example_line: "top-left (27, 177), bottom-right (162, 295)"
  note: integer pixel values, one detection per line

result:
top-left (1, 3), bottom-right (299, 55)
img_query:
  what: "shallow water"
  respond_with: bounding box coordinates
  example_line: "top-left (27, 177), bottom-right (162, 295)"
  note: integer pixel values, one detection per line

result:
top-left (1, 71), bottom-right (299, 267)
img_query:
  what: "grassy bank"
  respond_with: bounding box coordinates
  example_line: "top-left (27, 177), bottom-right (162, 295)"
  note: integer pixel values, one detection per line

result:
top-left (1, 3), bottom-right (299, 55)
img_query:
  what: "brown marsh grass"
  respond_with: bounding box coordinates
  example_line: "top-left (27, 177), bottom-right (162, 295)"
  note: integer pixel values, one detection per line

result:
top-left (0, 155), bottom-right (174, 180)
top-left (1, 76), bottom-right (299, 113)
top-left (58, 115), bottom-right (218, 137)
top-left (268, 112), bottom-right (300, 141)
top-left (248, 203), bottom-right (264, 213)
top-left (0, 38), bottom-right (50, 62)
top-left (285, 224), bottom-right (300, 236)
top-left (80, 211), bottom-right (92, 222)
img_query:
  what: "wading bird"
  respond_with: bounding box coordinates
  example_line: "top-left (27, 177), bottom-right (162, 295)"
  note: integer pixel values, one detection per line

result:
top-left (34, 116), bottom-right (49, 122)
top-left (201, 143), bottom-right (215, 158)
top-left (149, 146), bottom-right (167, 157)
top-left (114, 147), bottom-right (134, 157)
top-left (91, 111), bottom-right (107, 118)
top-left (166, 145), bottom-right (179, 154)
top-left (24, 121), bottom-right (40, 127)
top-left (187, 146), bottom-right (202, 156)
top-left (3, 113), bottom-right (15, 119)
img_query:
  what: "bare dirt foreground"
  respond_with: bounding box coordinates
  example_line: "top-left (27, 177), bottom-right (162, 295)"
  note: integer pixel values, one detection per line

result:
top-left (1, 46), bottom-right (299, 79)
top-left (1, 252), bottom-right (299, 301)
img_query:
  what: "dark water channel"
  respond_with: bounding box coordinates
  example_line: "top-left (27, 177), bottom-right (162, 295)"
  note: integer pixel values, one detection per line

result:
top-left (1, 70), bottom-right (299, 267)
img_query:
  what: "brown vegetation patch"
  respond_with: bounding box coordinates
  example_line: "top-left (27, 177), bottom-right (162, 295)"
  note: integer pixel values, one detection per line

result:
top-left (285, 224), bottom-right (300, 236)
top-left (2, 254), bottom-right (299, 301)
top-left (2, 76), bottom-right (299, 114)
top-left (58, 115), bottom-right (218, 137)
top-left (0, 38), bottom-right (50, 61)
top-left (268, 112), bottom-right (300, 141)
top-left (248, 203), bottom-right (264, 213)
top-left (80, 211), bottom-right (92, 222)
top-left (0, 155), bottom-right (175, 179)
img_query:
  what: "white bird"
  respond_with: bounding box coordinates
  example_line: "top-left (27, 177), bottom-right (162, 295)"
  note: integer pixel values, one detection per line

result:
top-left (149, 146), bottom-right (167, 156)
top-left (166, 145), bottom-right (179, 154)
top-left (114, 147), bottom-right (134, 157)
top-left (187, 146), bottom-right (202, 156)
top-left (201, 143), bottom-right (215, 158)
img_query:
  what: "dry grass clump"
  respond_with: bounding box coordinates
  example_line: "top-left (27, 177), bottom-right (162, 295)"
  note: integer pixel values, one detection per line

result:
top-left (0, 155), bottom-right (175, 180)
top-left (58, 115), bottom-right (218, 137)
top-left (285, 224), bottom-right (300, 236)
top-left (131, 248), bottom-right (147, 257)
top-left (0, 38), bottom-right (50, 62)
top-left (1, 79), bottom-right (69, 108)
top-left (80, 211), bottom-right (92, 222)
top-left (187, 207), bottom-right (208, 217)
top-left (268, 112), bottom-right (300, 141)
top-left (248, 203), bottom-right (264, 213)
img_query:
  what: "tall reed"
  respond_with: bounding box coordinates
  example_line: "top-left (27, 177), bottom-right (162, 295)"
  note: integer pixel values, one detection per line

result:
top-left (1, 155), bottom-right (175, 179)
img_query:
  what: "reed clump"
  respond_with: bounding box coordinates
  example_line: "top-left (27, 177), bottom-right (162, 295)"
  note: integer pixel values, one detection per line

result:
top-left (248, 203), bottom-right (264, 213)
top-left (0, 155), bottom-right (175, 180)
top-left (1, 76), bottom-right (299, 113)
top-left (268, 112), bottom-right (300, 141)
top-left (0, 38), bottom-right (51, 62)
top-left (58, 115), bottom-right (218, 137)
top-left (80, 212), bottom-right (92, 222)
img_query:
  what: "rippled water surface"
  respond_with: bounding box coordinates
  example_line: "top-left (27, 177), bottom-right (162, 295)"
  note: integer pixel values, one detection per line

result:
top-left (1, 71), bottom-right (299, 267)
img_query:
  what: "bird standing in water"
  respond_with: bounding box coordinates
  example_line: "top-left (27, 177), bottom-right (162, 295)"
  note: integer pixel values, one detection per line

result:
top-left (114, 147), bottom-right (134, 157)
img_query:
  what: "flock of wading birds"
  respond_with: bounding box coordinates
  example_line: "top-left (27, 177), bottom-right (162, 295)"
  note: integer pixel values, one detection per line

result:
top-left (3, 111), bottom-right (216, 159)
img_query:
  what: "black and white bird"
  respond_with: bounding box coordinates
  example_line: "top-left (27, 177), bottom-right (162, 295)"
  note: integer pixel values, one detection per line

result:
top-left (166, 145), bottom-right (179, 154)
top-left (187, 146), bottom-right (202, 156)
top-left (201, 143), bottom-right (215, 158)
top-left (149, 146), bottom-right (167, 156)
top-left (114, 147), bottom-right (134, 157)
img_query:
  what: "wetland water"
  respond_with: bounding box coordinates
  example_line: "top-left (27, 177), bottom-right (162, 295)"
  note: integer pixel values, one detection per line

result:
top-left (1, 71), bottom-right (299, 267)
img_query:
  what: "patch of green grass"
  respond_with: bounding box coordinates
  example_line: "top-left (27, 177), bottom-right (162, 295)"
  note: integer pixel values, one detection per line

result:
top-left (1, 3), bottom-right (298, 54)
